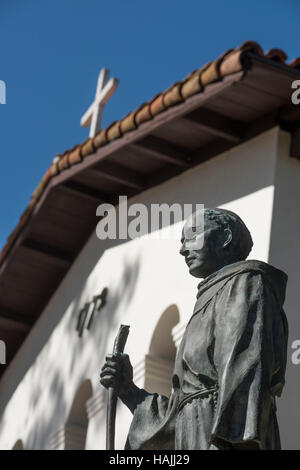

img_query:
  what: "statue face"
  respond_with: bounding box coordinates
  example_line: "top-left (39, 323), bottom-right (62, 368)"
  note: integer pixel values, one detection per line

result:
top-left (180, 213), bottom-right (223, 278)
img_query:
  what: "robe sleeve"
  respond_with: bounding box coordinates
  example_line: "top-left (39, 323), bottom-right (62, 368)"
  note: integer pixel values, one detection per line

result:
top-left (211, 271), bottom-right (287, 450)
top-left (125, 389), bottom-right (178, 450)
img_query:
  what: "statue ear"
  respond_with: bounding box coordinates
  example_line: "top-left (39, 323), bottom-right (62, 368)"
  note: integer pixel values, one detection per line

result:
top-left (223, 228), bottom-right (232, 248)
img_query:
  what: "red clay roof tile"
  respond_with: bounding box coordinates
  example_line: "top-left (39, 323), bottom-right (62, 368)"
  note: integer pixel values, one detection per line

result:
top-left (135, 102), bottom-right (153, 125)
top-left (289, 57), bottom-right (300, 69)
top-left (150, 93), bottom-right (166, 116)
top-left (265, 48), bottom-right (288, 63)
top-left (50, 161), bottom-right (60, 177)
top-left (239, 40), bottom-right (263, 55)
top-left (58, 153), bottom-right (70, 172)
top-left (163, 82), bottom-right (184, 108)
top-left (93, 129), bottom-right (108, 148)
top-left (68, 146), bottom-right (82, 166)
top-left (181, 67), bottom-right (206, 99)
top-left (81, 138), bottom-right (95, 158)
top-left (120, 111), bottom-right (138, 133)
top-left (106, 121), bottom-right (122, 141)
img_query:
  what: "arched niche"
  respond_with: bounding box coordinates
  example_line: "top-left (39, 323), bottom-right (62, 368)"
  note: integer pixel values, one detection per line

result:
top-left (12, 439), bottom-right (24, 450)
top-left (65, 379), bottom-right (93, 450)
top-left (144, 305), bottom-right (180, 397)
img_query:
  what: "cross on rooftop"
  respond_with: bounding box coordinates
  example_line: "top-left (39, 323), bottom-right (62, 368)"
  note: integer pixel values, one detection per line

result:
top-left (80, 68), bottom-right (119, 138)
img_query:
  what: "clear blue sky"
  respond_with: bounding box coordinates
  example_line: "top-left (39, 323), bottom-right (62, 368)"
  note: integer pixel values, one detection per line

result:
top-left (0, 0), bottom-right (299, 249)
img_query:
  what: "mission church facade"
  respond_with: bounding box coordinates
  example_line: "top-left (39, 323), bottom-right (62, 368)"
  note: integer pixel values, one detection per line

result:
top-left (0, 41), bottom-right (300, 450)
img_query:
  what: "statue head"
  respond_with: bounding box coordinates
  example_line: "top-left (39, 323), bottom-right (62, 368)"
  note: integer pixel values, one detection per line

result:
top-left (180, 208), bottom-right (253, 278)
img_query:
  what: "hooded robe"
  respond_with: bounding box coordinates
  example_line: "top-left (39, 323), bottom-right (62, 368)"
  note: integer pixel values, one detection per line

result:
top-left (125, 260), bottom-right (288, 450)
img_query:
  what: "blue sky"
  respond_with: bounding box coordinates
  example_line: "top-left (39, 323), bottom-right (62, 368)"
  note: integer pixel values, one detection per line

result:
top-left (0, 0), bottom-right (299, 248)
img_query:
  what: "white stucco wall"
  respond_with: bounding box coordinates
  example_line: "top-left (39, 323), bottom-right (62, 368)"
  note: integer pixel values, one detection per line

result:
top-left (0, 127), bottom-right (283, 450)
top-left (268, 130), bottom-right (300, 450)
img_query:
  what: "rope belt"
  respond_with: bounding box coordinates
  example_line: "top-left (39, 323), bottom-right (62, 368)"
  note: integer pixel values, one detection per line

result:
top-left (177, 385), bottom-right (218, 412)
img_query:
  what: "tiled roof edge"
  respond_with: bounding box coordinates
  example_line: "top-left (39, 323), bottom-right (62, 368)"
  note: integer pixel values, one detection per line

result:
top-left (1, 40), bottom-right (299, 266)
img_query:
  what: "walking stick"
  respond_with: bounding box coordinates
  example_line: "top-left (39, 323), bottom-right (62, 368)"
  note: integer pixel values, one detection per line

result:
top-left (106, 324), bottom-right (130, 450)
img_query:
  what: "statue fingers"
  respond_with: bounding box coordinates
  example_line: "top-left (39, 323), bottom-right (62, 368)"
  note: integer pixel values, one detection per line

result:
top-left (100, 366), bottom-right (118, 378)
top-left (106, 353), bottom-right (123, 365)
top-left (100, 374), bottom-right (116, 388)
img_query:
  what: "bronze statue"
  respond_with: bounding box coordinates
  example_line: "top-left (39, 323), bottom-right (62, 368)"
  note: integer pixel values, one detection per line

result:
top-left (100, 208), bottom-right (288, 450)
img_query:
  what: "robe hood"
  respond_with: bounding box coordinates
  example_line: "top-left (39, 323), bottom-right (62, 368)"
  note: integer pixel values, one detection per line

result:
top-left (196, 259), bottom-right (288, 308)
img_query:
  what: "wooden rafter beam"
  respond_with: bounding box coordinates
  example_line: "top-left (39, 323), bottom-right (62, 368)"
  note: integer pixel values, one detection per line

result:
top-left (0, 308), bottom-right (34, 331)
top-left (21, 240), bottom-right (73, 269)
top-left (59, 180), bottom-right (110, 204)
top-left (184, 108), bottom-right (244, 143)
top-left (88, 160), bottom-right (145, 190)
top-left (279, 104), bottom-right (300, 123)
top-left (129, 136), bottom-right (190, 167)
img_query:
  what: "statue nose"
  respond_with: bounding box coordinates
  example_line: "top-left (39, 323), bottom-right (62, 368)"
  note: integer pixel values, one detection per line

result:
top-left (180, 244), bottom-right (188, 256)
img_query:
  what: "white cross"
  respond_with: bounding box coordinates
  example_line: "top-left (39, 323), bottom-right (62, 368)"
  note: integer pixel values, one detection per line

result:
top-left (80, 68), bottom-right (119, 138)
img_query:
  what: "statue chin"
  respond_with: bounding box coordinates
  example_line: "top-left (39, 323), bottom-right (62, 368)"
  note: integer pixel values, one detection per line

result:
top-left (188, 265), bottom-right (203, 278)
top-left (187, 258), bottom-right (211, 278)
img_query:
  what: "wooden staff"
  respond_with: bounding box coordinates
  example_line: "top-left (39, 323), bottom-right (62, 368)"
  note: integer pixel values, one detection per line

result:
top-left (106, 324), bottom-right (130, 450)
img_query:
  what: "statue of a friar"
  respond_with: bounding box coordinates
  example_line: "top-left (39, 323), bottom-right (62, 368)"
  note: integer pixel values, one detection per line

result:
top-left (100, 208), bottom-right (288, 450)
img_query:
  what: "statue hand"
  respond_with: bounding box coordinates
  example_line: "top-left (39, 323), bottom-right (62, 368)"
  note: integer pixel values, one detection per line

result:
top-left (100, 353), bottom-right (134, 398)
